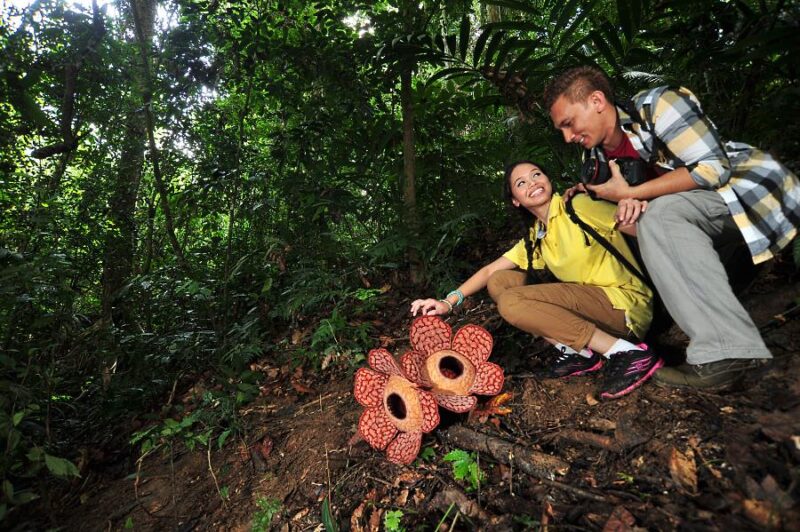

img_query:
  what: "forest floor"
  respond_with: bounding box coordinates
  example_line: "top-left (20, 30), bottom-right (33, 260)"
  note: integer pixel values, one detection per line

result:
top-left (34, 254), bottom-right (800, 531)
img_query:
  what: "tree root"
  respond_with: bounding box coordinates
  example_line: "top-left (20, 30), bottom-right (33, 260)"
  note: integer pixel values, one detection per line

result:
top-left (443, 425), bottom-right (569, 479)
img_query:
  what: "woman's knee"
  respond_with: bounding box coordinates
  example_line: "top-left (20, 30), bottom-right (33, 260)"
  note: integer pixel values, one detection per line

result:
top-left (487, 270), bottom-right (525, 301)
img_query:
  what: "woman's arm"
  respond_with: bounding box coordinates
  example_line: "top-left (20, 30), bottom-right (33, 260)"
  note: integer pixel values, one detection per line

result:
top-left (410, 256), bottom-right (517, 316)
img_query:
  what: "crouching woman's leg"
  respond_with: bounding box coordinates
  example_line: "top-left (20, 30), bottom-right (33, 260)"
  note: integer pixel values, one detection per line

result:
top-left (491, 281), bottom-right (662, 399)
top-left (492, 281), bottom-right (626, 352)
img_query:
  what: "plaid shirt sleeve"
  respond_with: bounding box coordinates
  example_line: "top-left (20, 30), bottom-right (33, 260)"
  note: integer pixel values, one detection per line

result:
top-left (649, 87), bottom-right (731, 188)
top-left (632, 86), bottom-right (800, 264)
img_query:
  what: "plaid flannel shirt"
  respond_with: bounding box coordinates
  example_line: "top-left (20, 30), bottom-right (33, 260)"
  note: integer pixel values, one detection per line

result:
top-left (617, 86), bottom-right (800, 264)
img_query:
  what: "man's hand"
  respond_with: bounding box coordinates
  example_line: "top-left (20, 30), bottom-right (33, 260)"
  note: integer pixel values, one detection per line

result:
top-left (615, 198), bottom-right (648, 226)
top-left (562, 182), bottom-right (587, 201)
top-left (586, 160), bottom-right (634, 202)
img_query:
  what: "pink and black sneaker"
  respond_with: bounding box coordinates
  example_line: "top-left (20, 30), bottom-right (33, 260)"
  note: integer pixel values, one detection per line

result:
top-left (599, 344), bottom-right (663, 399)
top-left (545, 348), bottom-right (603, 379)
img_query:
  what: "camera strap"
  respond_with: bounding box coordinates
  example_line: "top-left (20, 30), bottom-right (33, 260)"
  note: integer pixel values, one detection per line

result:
top-left (563, 197), bottom-right (654, 291)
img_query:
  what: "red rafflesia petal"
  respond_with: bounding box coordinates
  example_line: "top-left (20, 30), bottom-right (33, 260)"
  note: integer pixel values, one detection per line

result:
top-left (418, 390), bottom-right (440, 433)
top-left (452, 324), bottom-right (493, 366)
top-left (409, 316), bottom-right (452, 356)
top-left (358, 406), bottom-right (398, 450)
top-left (434, 393), bottom-right (477, 413)
top-left (353, 367), bottom-right (388, 407)
top-left (400, 350), bottom-right (431, 386)
top-left (385, 431), bottom-right (422, 465)
top-left (469, 361), bottom-right (505, 395)
top-left (368, 348), bottom-right (404, 376)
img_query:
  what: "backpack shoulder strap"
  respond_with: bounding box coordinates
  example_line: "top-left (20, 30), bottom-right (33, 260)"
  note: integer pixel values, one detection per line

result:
top-left (564, 197), bottom-right (653, 290)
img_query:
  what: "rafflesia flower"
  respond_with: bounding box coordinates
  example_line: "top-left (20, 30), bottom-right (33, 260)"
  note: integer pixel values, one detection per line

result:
top-left (400, 316), bottom-right (504, 413)
top-left (354, 348), bottom-right (440, 465)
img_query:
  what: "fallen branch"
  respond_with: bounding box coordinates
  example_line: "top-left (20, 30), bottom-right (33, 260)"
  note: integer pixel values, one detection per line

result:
top-left (443, 425), bottom-right (569, 479)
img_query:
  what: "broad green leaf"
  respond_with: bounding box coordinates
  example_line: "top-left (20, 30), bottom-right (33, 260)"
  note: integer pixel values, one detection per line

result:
top-left (590, 30), bottom-right (619, 68)
top-left (445, 34), bottom-right (457, 57)
top-left (321, 496), bottom-right (338, 531)
top-left (12, 411), bottom-right (25, 426)
top-left (480, 20), bottom-right (545, 33)
top-left (481, 31), bottom-right (507, 70)
top-left (459, 16), bottom-right (470, 61)
top-left (44, 454), bottom-right (80, 478)
top-left (556, 0), bottom-right (598, 51)
top-left (472, 28), bottom-right (493, 66)
top-left (427, 67), bottom-right (475, 86)
top-left (218, 428), bottom-right (232, 449)
top-left (491, 37), bottom-right (520, 74)
top-left (484, 0), bottom-right (541, 14)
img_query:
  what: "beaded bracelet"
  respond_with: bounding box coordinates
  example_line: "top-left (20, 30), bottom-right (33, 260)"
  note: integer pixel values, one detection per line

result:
top-left (446, 289), bottom-right (464, 307)
top-left (438, 299), bottom-right (453, 312)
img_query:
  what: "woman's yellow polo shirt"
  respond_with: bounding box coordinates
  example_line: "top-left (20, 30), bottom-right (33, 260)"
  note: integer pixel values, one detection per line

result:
top-left (503, 193), bottom-right (653, 339)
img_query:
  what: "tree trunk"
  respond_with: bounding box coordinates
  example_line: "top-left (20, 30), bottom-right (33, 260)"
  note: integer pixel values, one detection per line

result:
top-left (130, 0), bottom-right (190, 273)
top-left (400, 59), bottom-right (423, 285)
top-left (99, 1), bottom-right (151, 324)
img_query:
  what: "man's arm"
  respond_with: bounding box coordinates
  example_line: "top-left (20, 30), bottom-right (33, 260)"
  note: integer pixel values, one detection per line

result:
top-left (589, 87), bottom-right (730, 202)
top-left (588, 165), bottom-right (697, 202)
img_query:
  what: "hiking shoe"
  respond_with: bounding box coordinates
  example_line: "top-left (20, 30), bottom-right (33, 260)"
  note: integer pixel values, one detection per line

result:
top-left (652, 358), bottom-right (769, 390)
top-left (544, 349), bottom-right (603, 379)
top-left (599, 344), bottom-right (663, 399)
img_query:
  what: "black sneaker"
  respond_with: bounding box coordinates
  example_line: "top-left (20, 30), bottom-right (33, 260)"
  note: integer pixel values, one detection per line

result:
top-left (544, 349), bottom-right (603, 379)
top-left (653, 358), bottom-right (768, 390)
top-left (599, 344), bottom-right (663, 399)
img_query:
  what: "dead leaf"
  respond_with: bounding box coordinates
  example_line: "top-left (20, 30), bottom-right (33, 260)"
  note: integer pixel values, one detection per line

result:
top-left (471, 392), bottom-right (513, 423)
top-left (257, 436), bottom-right (273, 459)
top-left (586, 393), bottom-right (599, 406)
top-left (379, 335), bottom-right (394, 347)
top-left (603, 505), bottom-right (636, 532)
top-left (541, 500), bottom-right (554, 528)
top-left (720, 406), bottom-right (735, 414)
top-left (320, 351), bottom-right (335, 370)
top-left (348, 431), bottom-right (364, 447)
top-left (393, 470), bottom-right (423, 486)
top-left (379, 284), bottom-right (391, 293)
top-left (668, 447), bottom-right (698, 495)
top-left (291, 380), bottom-right (315, 395)
top-left (394, 488), bottom-right (409, 506)
top-left (291, 328), bottom-right (306, 345)
top-left (350, 500), bottom-right (366, 532)
top-left (368, 508), bottom-right (382, 531)
top-left (743, 499), bottom-right (781, 529)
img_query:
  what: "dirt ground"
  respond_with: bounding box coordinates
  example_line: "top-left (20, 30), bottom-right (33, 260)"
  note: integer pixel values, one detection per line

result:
top-left (21, 258), bottom-right (800, 531)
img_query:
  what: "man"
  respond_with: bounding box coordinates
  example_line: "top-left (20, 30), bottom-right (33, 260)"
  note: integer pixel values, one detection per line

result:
top-left (543, 66), bottom-right (799, 389)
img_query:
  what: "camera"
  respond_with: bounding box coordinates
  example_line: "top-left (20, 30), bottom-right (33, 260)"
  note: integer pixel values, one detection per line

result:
top-left (581, 153), bottom-right (647, 186)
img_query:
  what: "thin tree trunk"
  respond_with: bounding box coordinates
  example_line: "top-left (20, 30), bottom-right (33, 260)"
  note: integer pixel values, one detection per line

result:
top-left (221, 77), bottom-right (254, 344)
top-left (130, 0), bottom-right (190, 273)
top-left (400, 61), bottom-right (423, 284)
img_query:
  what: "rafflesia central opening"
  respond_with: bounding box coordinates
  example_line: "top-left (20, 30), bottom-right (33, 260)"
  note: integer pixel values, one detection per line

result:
top-left (439, 356), bottom-right (464, 379)
top-left (424, 350), bottom-right (476, 395)
top-left (386, 393), bottom-right (407, 419)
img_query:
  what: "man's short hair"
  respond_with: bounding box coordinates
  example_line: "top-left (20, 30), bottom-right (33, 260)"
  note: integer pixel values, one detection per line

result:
top-left (543, 66), bottom-right (614, 110)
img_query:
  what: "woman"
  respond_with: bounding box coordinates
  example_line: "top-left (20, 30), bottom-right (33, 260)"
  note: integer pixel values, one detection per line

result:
top-left (411, 160), bottom-right (661, 399)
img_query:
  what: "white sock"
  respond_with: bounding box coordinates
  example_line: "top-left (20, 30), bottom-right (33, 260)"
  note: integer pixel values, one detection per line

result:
top-left (555, 343), bottom-right (594, 359)
top-left (603, 339), bottom-right (643, 358)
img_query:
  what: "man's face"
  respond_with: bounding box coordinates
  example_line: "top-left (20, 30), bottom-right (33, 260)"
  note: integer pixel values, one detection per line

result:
top-left (549, 92), bottom-right (605, 149)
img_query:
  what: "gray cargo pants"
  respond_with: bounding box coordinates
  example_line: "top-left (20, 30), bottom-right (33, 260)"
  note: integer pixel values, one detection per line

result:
top-left (638, 189), bottom-right (772, 364)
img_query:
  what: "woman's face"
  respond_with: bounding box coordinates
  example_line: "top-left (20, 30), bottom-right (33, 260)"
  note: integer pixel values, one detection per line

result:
top-left (508, 163), bottom-right (552, 211)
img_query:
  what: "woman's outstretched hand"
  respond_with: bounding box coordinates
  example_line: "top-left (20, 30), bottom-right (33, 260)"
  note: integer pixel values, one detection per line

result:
top-left (410, 298), bottom-right (450, 316)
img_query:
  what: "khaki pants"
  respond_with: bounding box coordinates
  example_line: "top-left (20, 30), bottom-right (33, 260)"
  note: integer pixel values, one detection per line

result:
top-left (487, 270), bottom-right (628, 352)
